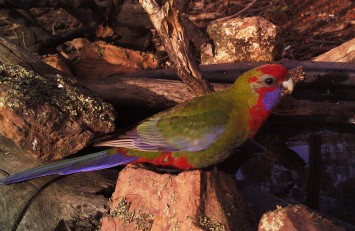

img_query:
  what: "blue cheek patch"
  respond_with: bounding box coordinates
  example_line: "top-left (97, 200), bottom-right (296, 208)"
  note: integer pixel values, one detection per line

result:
top-left (262, 88), bottom-right (282, 111)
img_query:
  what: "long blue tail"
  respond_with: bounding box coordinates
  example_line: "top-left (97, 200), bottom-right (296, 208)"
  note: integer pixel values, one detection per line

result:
top-left (0, 150), bottom-right (138, 185)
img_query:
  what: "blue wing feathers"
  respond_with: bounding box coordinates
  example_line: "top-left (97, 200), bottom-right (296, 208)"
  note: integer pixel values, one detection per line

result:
top-left (0, 150), bottom-right (138, 185)
top-left (58, 154), bottom-right (138, 175)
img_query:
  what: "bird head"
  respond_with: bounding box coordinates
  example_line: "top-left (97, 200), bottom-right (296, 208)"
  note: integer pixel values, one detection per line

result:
top-left (247, 64), bottom-right (293, 111)
top-left (232, 64), bottom-right (294, 137)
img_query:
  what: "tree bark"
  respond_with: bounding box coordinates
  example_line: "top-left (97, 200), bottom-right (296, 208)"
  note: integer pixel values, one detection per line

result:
top-left (0, 36), bottom-right (63, 75)
top-left (97, 61), bottom-right (355, 86)
top-left (140, 0), bottom-right (214, 96)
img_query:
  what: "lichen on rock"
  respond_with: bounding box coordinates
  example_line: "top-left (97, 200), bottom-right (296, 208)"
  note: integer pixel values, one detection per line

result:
top-left (0, 64), bottom-right (116, 159)
top-left (110, 197), bottom-right (154, 231)
top-left (202, 16), bottom-right (281, 64)
top-left (196, 215), bottom-right (225, 231)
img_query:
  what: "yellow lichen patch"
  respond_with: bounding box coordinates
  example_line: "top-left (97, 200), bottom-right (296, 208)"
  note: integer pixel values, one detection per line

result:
top-left (110, 197), bottom-right (135, 223)
top-left (110, 197), bottom-right (155, 231)
top-left (259, 209), bottom-right (285, 231)
top-left (196, 215), bottom-right (226, 231)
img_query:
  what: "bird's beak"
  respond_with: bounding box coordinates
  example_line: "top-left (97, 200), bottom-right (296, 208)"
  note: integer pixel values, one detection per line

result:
top-left (281, 77), bottom-right (294, 95)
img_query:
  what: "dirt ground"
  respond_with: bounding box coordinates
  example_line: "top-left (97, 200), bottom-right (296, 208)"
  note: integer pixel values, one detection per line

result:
top-left (0, 0), bottom-right (353, 61)
top-left (187, 0), bottom-right (354, 60)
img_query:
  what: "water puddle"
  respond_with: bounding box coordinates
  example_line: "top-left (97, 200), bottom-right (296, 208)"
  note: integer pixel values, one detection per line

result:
top-left (237, 128), bottom-right (355, 224)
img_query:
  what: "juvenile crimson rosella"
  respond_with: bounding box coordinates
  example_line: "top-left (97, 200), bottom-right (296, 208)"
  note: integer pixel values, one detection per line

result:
top-left (0, 64), bottom-right (294, 185)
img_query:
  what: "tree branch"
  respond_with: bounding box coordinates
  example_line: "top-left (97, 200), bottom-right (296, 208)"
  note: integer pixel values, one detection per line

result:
top-left (140, 0), bottom-right (214, 96)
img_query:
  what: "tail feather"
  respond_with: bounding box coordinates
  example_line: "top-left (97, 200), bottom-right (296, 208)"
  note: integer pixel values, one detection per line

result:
top-left (0, 150), bottom-right (138, 185)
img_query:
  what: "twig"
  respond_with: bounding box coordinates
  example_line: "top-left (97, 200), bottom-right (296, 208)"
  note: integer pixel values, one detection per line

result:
top-left (212, 0), bottom-right (258, 23)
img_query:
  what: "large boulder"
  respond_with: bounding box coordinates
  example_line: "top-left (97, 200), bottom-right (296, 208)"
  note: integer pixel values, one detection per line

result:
top-left (101, 165), bottom-right (257, 231)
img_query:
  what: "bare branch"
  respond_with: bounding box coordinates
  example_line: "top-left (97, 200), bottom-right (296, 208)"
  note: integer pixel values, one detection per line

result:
top-left (140, 0), bottom-right (214, 96)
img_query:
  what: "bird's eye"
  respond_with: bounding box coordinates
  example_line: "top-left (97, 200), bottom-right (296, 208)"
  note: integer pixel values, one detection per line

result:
top-left (264, 77), bottom-right (274, 86)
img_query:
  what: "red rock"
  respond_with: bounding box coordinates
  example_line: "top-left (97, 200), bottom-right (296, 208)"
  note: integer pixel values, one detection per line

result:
top-left (258, 205), bottom-right (346, 231)
top-left (41, 54), bottom-right (73, 75)
top-left (0, 64), bottom-right (115, 159)
top-left (101, 165), bottom-right (257, 231)
top-left (57, 38), bottom-right (159, 80)
top-left (202, 17), bottom-right (281, 64)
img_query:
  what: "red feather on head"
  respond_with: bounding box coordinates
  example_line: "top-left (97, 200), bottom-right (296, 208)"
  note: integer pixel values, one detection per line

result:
top-left (248, 64), bottom-right (290, 137)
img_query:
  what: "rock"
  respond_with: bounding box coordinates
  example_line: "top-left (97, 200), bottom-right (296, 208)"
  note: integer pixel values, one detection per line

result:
top-left (41, 54), bottom-right (73, 75)
top-left (0, 64), bottom-right (115, 159)
top-left (58, 38), bottom-right (159, 80)
top-left (258, 204), bottom-right (346, 231)
top-left (202, 17), bottom-right (281, 64)
top-left (101, 165), bottom-right (257, 231)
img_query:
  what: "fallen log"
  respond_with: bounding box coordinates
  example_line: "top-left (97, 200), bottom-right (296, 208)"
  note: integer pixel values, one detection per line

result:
top-left (82, 76), bottom-right (355, 124)
top-left (312, 38), bottom-right (355, 62)
top-left (102, 61), bottom-right (355, 87)
top-left (0, 36), bottom-right (59, 75)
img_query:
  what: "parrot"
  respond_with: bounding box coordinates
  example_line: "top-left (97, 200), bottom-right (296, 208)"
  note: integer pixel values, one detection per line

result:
top-left (0, 64), bottom-right (294, 185)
